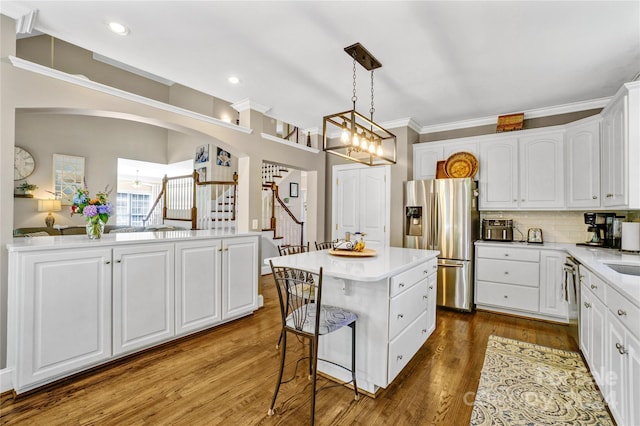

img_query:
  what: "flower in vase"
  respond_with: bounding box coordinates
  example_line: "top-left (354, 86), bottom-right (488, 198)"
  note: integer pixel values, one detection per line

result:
top-left (70, 186), bottom-right (113, 225)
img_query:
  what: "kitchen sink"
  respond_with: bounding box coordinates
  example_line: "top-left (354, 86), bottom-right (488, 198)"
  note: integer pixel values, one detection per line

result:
top-left (605, 263), bottom-right (640, 276)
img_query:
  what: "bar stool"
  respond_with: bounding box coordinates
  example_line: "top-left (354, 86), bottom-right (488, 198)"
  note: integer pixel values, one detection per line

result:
top-left (268, 260), bottom-right (359, 424)
top-left (314, 241), bottom-right (335, 251)
top-left (277, 242), bottom-right (309, 256)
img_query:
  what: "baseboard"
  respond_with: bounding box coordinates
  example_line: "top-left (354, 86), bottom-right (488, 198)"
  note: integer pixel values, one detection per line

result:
top-left (261, 265), bottom-right (270, 275)
top-left (258, 294), bottom-right (264, 308)
top-left (0, 367), bottom-right (14, 393)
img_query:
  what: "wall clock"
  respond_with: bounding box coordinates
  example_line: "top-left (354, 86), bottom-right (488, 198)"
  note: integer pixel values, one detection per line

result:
top-left (14, 146), bottom-right (35, 180)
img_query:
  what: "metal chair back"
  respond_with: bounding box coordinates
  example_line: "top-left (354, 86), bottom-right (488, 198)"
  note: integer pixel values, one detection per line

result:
top-left (277, 243), bottom-right (309, 256)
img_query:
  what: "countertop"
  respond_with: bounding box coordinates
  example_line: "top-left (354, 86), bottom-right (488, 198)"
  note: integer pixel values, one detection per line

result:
top-left (266, 246), bottom-right (440, 282)
top-left (475, 240), bottom-right (640, 309)
top-left (6, 229), bottom-right (261, 252)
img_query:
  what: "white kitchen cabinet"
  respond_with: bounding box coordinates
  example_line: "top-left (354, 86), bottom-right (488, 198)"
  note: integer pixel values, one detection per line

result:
top-left (565, 118), bottom-right (601, 208)
top-left (15, 248), bottom-right (112, 390)
top-left (113, 243), bottom-right (175, 355)
top-left (600, 82), bottom-right (640, 208)
top-left (413, 140), bottom-right (478, 180)
top-left (222, 236), bottom-right (259, 319)
top-left (518, 131), bottom-right (564, 209)
top-left (175, 239), bottom-right (222, 335)
top-left (579, 281), bottom-right (606, 384)
top-left (538, 250), bottom-right (568, 319)
top-left (606, 309), bottom-right (640, 426)
top-left (478, 137), bottom-right (519, 210)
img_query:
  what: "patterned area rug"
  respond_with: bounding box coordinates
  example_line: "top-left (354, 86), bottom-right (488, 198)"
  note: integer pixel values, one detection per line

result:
top-left (470, 335), bottom-right (613, 425)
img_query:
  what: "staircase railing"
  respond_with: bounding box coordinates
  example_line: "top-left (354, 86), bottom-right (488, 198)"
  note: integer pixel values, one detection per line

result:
top-left (143, 171), bottom-right (238, 230)
top-left (268, 182), bottom-right (304, 246)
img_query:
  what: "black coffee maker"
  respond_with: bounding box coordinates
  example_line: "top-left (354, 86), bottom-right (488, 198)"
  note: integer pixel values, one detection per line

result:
top-left (580, 212), bottom-right (616, 247)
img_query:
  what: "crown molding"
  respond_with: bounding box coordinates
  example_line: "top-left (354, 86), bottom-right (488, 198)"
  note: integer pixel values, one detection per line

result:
top-left (380, 117), bottom-right (421, 133)
top-left (419, 96), bottom-right (611, 134)
top-left (8, 56), bottom-right (253, 134)
top-left (231, 98), bottom-right (271, 114)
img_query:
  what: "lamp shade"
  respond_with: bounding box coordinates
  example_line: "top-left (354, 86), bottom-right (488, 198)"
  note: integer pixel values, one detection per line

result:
top-left (38, 199), bottom-right (62, 212)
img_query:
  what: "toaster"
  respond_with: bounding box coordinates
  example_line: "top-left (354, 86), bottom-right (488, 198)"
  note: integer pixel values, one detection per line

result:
top-left (482, 219), bottom-right (514, 242)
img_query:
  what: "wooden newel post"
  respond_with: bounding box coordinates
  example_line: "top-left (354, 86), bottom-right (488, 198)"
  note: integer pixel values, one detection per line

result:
top-left (191, 170), bottom-right (198, 230)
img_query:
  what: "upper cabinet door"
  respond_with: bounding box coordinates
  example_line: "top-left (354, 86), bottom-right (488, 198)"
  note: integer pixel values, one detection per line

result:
top-left (413, 144), bottom-right (443, 180)
top-left (479, 137), bottom-right (519, 210)
top-left (565, 119), bottom-right (601, 208)
top-left (519, 131), bottom-right (565, 209)
top-left (601, 95), bottom-right (628, 207)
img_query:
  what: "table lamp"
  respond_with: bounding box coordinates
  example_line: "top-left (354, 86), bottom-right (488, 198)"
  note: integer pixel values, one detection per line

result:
top-left (38, 199), bottom-right (62, 227)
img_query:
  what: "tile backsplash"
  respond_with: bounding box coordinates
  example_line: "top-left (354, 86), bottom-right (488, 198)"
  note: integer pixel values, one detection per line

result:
top-left (481, 211), bottom-right (640, 243)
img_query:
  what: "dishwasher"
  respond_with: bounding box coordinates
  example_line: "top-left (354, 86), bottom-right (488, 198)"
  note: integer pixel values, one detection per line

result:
top-left (563, 256), bottom-right (581, 346)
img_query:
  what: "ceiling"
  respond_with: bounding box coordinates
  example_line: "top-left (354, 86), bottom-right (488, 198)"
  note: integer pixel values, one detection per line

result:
top-left (2, 1), bottom-right (639, 132)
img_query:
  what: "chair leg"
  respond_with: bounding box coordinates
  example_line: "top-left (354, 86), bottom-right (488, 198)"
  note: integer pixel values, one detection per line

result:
top-left (310, 334), bottom-right (319, 425)
top-left (276, 329), bottom-right (283, 349)
top-left (350, 322), bottom-right (359, 401)
top-left (308, 337), bottom-right (314, 379)
top-left (268, 331), bottom-right (287, 416)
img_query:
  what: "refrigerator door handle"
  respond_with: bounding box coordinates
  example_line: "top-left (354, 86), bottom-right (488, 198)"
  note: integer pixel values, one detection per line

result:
top-left (432, 191), bottom-right (438, 251)
top-left (439, 263), bottom-right (464, 268)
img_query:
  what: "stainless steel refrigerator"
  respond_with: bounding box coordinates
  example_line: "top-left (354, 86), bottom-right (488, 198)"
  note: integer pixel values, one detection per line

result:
top-left (403, 178), bottom-right (479, 311)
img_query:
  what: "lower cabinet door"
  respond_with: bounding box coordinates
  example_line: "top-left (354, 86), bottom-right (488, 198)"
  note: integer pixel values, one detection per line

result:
top-left (18, 248), bottom-right (112, 390)
top-left (222, 237), bottom-right (258, 319)
top-left (175, 240), bottom-right (222, 335)
top-left (388, 310), bottom-right (428, 383)
top-left (113, 244), bottom-right (175, 355)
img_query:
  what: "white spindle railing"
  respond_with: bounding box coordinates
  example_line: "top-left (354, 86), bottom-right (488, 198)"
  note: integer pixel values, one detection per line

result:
top-left (165, 175), bottom-right (193, 220)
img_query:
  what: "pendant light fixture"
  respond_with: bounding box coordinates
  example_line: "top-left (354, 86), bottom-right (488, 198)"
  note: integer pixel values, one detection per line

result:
top-left (323, 43), bottom-right (397, 166)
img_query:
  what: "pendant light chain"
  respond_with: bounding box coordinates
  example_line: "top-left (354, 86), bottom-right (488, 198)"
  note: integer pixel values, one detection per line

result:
top-left (370, 69), bottom-right (375, 122)
top-left (351, 57), bottom-right (358, 109)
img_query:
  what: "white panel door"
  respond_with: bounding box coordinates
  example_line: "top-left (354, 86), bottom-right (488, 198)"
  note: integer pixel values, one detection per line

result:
top-left (359, 166), bottom-right (387, 246)
top-left (175, 239), bottom-right (222, 335)
top-left (413, 144), bottom-right (443, 180)
top-left (539, 250), bottom-right (568, 319)
top-left (601, 96), bottom-right (628, 207)
top-left (335, 165), bottom-right (388, 246)
top-left (113, 243), bottom-right (175, 355)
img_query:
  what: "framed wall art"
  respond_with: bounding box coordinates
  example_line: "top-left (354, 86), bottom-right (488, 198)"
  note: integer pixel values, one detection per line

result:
top-left (195, 144), bottom-right (210, 164)
top-left (216, 147), bottom-right (231, 167)
top-left (53, 154), bottom-right (85, 205)
top-left (290, 182), bottom-right (299, 198)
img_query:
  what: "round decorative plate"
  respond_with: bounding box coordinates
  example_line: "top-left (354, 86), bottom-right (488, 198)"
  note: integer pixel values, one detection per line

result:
top-left (445, 152), bottom-right (478, 178)
top-left (328, 248), bottom-right (377, 257)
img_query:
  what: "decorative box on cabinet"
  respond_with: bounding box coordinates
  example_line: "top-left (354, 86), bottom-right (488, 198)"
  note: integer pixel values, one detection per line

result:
top-left (112, 243), bottom-right (175, 355)
top-left (10, 248), bottom-right (112, 391)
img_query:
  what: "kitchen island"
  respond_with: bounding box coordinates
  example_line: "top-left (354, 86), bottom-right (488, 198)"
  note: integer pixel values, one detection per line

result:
top-left (267, 246), bottom-right (440, 394)
top-left (6, 229), bottom-right (260, 393)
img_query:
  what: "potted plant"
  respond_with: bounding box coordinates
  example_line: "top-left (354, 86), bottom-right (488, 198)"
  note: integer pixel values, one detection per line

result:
top-left (16, 181), bottom-right (38, 196)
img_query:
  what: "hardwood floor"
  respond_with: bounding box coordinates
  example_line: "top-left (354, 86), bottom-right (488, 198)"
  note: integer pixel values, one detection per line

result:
top-left (0, 275), bottom-right (578, 425)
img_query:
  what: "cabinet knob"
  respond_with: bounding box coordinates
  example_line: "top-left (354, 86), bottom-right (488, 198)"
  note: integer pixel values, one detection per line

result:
top-left (617, 309), bottom-right (627, 316)
top-left (429, 286), bottom-right (434, 290)
top-left (422, 329), bottom-right (427, 334)
top-left (399, 283), bottom-right (405, 288)
top-left (504, 253), bottom-right (509, 257)
top-left (423, 295), bottom-right (428, 300)
top-left (590, 284), bottom-right (597, 290)
top-left (584, 302), bottom-right (591, 308)
top-left (397, 355), bottom-right (403, 361)
top-left (423, 270), bottom-right (428, 274)
top-left (105, 261), bottom-right (111, 265)
top-left (592, 195), bottom-right (598, 199)
top-left (504, 271), bottom-right (509, 275)
top-left (606, 194), bottom-right (613, 198)
top-left (116, 259), bottom-right (122, 263)
top-left (513, 199), bottom-right (517, 202)
top-left (503, 295), bottom-right (508, 299)
top-left (397, 313), bottom-right (404, 319)
top-left (615, 342), bottom-right (628, 355)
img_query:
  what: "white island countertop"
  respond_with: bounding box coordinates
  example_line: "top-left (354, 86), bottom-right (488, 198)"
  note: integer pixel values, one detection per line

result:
top-left (7, 229), bottom-right (261, 253)
top-left (266, 246), bottom-right (440, 282)
top-left (475, 240), bottom-right (640, 309)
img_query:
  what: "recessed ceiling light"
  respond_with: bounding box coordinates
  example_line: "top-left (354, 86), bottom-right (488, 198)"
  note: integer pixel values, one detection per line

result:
top-left (228, 76), bottom-right (240, 85)
top-left (108, 21), bottom-right (129, 36)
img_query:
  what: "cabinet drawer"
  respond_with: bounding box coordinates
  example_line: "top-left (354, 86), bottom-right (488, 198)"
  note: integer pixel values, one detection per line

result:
top-left (477, 246), bottom-right (540, 262)
top-left (607, 286), bottom-right (640, 339)
top-left (582, 269), bottom-right (606, 303)
top-left (476, 258), bottom-right (539, 287)
top-left (476, 281), bottom-right (539, 312)
top-left (389, 279), bottom-right (428, 340)
top-left (390, 259), bottom-right (436, 297)
top-left (388, 310), bottom-right (429, 383)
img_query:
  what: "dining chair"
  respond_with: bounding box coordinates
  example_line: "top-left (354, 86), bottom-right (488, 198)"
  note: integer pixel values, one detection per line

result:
top-left (314, 241), bottom-right (335, 251)
top-left (277, 242), bottom-right (309, 256)
top-left (268, 260), bottom-right (359, 424)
